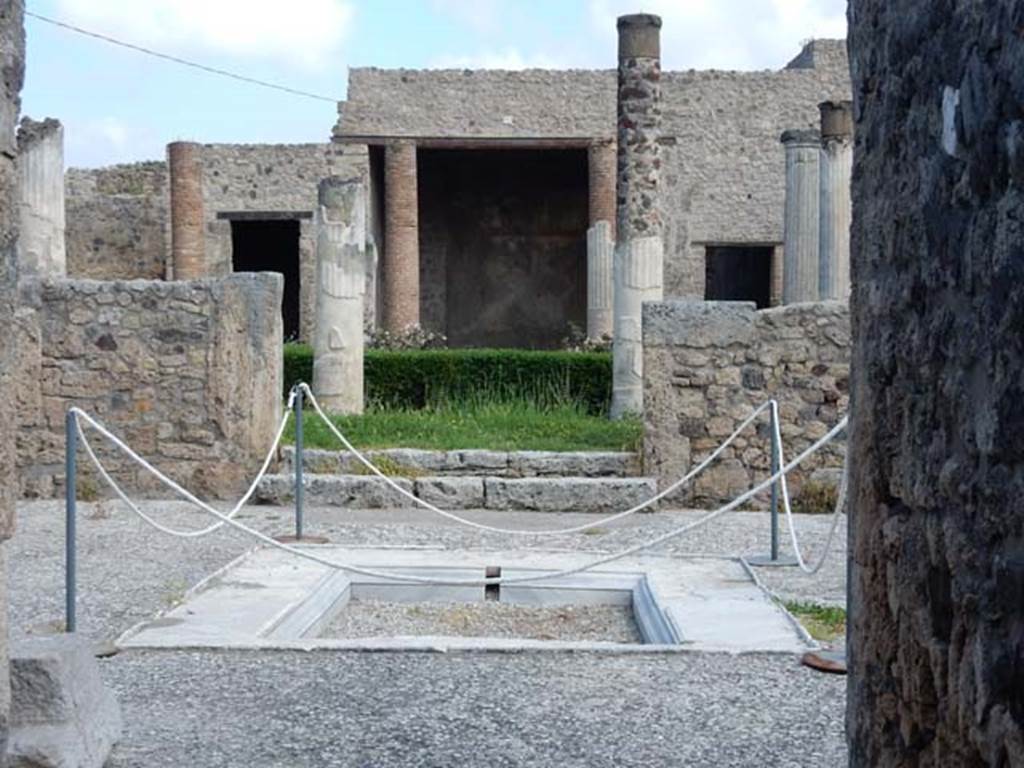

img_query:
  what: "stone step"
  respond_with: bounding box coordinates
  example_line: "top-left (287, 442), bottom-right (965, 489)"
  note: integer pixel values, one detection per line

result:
top-left (256, 474), bottom-right (659, 513)
top-left (278, 447), bottom-right (641, 478)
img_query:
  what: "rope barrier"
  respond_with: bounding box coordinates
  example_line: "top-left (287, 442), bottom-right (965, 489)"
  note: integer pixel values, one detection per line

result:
top-left (71, 404), bottom-right (849, 587)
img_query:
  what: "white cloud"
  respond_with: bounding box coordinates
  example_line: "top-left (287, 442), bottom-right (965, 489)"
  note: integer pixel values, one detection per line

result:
top-left (587, 0), bottom-right (847, 70)
top-left (431, 46), bottom-right (567, 70)
top-left (64, 116), bottom-right (164, 167)
top-left (54, 0), bottom-right (354, 71)
top-left (430, 0), bottom-right (504, 34)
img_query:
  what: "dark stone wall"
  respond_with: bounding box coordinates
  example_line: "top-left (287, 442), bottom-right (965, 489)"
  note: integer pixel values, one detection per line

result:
top-left (847, 1), bottom-right (1024, 764)
top-left (418, 149), bottom-right (588, 348)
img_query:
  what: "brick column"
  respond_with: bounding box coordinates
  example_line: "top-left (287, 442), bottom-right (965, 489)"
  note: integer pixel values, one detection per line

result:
top-left (168, 141), bottom-right (206, 280)
top-left (817, 100), bottom-right (853, 300)
top-left (780, 129), bottom-right (820, 304)
top-left (587, 139), bottom-right (617, 340)
top-left (611, 13), bottom-right (663, 419)
top-left (383, 141), bottom-right (420, 332)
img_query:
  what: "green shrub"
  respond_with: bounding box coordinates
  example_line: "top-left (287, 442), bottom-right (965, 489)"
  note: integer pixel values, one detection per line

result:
top-left (282, 344), bottom-right (613, 415)
top-left (792, 479), bottom-right (840, 515)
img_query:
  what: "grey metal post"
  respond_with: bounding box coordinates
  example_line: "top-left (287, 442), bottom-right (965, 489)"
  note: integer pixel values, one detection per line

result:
top-left (65, 410), bottom-right (77, 633)
top-left (747, 401), bottom-right (797, 568)
top-left (770, 402), bottom-right (780, 561)
top-left (294, 386), bottom-right (304, 541)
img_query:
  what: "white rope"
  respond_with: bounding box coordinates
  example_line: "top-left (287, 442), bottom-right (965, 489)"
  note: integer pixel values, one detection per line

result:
top-left (70, 404), bottom-right (849, 586)
top-left (770, 400), bottom-right (848, 574)
top-left (297, 382), bottom-right (773, 536)
top-left (72, 390), bottom-right (294, 538)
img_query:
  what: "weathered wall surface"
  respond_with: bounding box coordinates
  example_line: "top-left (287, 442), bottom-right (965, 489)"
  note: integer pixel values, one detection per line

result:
top-left (16, 274), bottom-right (282, 499)
top-left (847, 1), bottom-right (1024, 764)
top-left (337, 41), bottom-right (850, 304)
top-left (0, 0), bottom-right (25, 750)
top-left (642, 300), bottom-right (848, 506)
top-left (65, 162), bottom-right (169, 280)
top-left (419, 148), bottom-right (588, 347)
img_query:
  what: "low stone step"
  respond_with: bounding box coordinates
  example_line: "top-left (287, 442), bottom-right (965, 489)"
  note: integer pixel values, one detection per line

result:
top-left (256, 474), bottom-right (659, 513)
top-left (278, 447), bottom-right (641, 479)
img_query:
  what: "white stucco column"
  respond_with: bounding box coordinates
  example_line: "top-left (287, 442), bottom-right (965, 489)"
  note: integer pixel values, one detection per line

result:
top-left (16, 118), bottom-right (65, 279)
top-left (818, 101), bottom-right (853, 301)
top-left (781, 129), bottom-right (821, 304)
top-left (313, 177), bottom-right (367, 414)
top-left (586, 221), bottom-right (614, 340)
top-left (611, 13), bottom-right (664, 419)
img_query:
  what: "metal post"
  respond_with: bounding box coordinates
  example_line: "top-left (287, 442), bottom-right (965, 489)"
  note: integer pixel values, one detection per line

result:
top-left (294, 386), bottom-right (304, 541)
top-left (770, 402), bottom-right (780, 561)
top-left (65, 410), bottom-right (77, 633)
top-left (747, 400), bottom-right (797, 568)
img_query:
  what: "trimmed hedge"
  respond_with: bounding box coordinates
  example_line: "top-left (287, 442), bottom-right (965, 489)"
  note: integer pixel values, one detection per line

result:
top-left (283, 344), bottom-right (613, 414)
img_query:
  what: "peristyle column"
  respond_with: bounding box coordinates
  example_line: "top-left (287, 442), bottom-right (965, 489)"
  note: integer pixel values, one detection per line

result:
top-left (780, 129), bottom-right (821, 304)
top-left (383, 141), bottom-right (420, 332)
top-left (168, 141), bottom-right (206, 280)
top-left (818, 100), bottom-right (853, 300)
top-left (611, 13), bottom-right (664, 419)
top-left (313, 177), bottom-right (366, 414)
top-left (587, 140), bottom-right (617, 340)
top-left (16, 117), bottom-right (65, 278)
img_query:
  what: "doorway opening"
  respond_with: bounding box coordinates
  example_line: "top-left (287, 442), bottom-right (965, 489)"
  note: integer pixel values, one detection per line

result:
top-left (231, 220), bottom-right (301, 340)
top-left (704, 245), bottom-right (773, 309)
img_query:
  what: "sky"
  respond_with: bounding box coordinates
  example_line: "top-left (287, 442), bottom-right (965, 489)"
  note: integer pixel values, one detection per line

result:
top-left (21, 0), bottom-right (848, 168)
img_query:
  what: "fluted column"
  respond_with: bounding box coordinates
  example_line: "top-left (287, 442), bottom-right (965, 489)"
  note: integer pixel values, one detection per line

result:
top-left (16, 117), bottom-right (65, 279)
top-left (611, 13), bottom-right (663, 419)
top-left (168, 141), bottom-right (206, 280)
top-left (383, 141), bottom-right (420, 332)
top-left (587, 140), bottom-right (617, 340)
top-left (818, 101), bottom-right (853, 300)
top-left (313, 177), bottom-right (366, 414)
top-left (781, 129), bottom-right (820, 304)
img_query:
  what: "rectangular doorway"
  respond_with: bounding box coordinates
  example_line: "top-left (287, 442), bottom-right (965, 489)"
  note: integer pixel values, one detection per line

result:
top-left (231, 220), bottom-right (301, 340)
top-left (704, 245), bottom-right (773, 309)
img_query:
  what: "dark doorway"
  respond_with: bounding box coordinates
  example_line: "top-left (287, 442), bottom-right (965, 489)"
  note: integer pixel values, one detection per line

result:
top-left (705, 246), bottom-right (773, 309)
top-left (231, 220), bottom-right (301, 339)
top-left (418, 148), bottom-right (588, 348)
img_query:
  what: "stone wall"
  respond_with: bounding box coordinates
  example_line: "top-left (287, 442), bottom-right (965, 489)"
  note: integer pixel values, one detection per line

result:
top-left (847, 1), bottom-right (1024, 763)
top-left (642, 300), bottom-right (848, 507)
top-left (65, 162), bottom-right (169, 280)
top-left (0, 0), bottom-right (25, 750)
top-left (15, 274), bottom-right (282, 499)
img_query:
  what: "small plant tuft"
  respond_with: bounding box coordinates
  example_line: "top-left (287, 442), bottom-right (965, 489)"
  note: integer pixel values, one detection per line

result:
top-left (793, 479), bottom-right (840, 515)
top-left (784, 600), bottom-right (846, 642)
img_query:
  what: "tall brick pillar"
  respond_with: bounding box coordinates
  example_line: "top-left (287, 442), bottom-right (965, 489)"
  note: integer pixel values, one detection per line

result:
top-left (587, 139), bottom-right (617, 340)
top-left (168, 141), bottom-right (206, 280)
top-left (817, 100), bottom-right (853, 301)
top-left (383, 141), bottom-right (420, 332)
top-left (780, 129), bottom-right (820, 304)
top-left (848, 1), bottom-right (1024, 764)
top-left (611, 13), bottom-right (663, 419)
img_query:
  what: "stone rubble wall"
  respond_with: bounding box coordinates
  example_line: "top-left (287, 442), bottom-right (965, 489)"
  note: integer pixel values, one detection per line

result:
top-left (847, 0), bottom-right (1024, 763)
top-left (642, 300), bottom-right (849, 507)
top-left (15, 274), bottom-right (282, 499)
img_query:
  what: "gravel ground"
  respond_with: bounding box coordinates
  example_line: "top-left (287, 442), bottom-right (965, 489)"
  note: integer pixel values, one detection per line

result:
top-left (323, 600), bottom-right (642, 643)
top-left (9, 499), bottom-right (848, 767)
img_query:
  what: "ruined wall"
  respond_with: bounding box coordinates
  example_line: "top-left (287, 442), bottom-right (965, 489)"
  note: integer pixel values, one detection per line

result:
top-left (418, 148), bottom-right (588, 347)
top-left (642, 300), bottom-right (848, 506)
top-left (16, 274), bottom-right (282, 499)
top-left (0, 0), bottom-right (25, 749)
top-left (847, 1), bottom-right (1024, 764)
top-left (65, 162), bottom-right (169, 280)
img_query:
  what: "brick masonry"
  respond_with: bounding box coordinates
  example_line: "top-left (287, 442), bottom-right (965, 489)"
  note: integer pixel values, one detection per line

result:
top-left (642, 300), bottom-right (849, 507)
top-left (382, 141), bottom-right (419, 331)
top-left (15, 274), bottom-right (283, 499)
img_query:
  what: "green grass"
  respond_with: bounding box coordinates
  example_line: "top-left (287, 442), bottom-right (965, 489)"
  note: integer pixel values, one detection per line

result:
top-left (784, 601), bottom-right (847, 642)
top-left (286, 401), bottom-right (642, 453)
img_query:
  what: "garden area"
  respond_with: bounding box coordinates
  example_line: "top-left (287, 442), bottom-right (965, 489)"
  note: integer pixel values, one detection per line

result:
top-left (283, 343), bottom-right (641, 453)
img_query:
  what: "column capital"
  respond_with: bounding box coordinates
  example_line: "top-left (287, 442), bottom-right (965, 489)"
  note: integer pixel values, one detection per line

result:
top-left (617, 14), bottom-right (662, 60)
top-left (780, 128), bottom-right (822, 148)
top-left (819, 100), bottom-right (854, 141)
